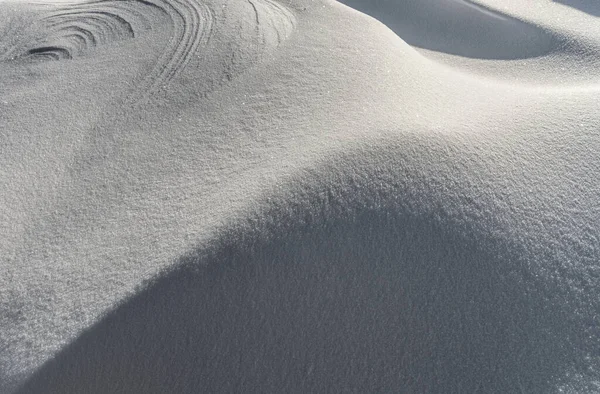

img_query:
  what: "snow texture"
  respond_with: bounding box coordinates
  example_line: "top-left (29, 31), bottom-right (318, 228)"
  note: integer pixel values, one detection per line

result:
top-left (0, 0), bottom-right (599, 392)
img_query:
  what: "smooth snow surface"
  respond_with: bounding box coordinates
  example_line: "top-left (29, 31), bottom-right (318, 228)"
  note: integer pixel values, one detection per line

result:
top-left (1, 0), bottom-right (599, 393)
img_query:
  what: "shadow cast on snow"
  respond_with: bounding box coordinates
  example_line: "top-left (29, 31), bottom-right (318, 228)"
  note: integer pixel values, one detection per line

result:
top-left (336, 0), bottom-right (556, 60)
top-left (554, 0), bottom-right (600, 16)
top-left (16, 204), bottom-right (579, 393)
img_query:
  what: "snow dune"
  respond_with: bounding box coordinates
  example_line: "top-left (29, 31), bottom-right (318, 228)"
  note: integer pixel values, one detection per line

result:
top-left (338, 0), bottom-right (555, 60)
top-left (1, 0), bottom-right (599, 393)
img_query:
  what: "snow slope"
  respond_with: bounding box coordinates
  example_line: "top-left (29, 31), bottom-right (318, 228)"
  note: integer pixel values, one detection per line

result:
top-left (1, 0), bottom-right (599, 392)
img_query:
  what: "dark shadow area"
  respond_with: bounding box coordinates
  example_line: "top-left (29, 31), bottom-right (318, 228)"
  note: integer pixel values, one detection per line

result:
top-left (18, 208), bottom-right (576, 393)
top-left (337, 0), bottom-right (556, 60)
top-left (554, 0), bottom-right (600, 16)
top-left (26, 46), bottom-right (72, 61)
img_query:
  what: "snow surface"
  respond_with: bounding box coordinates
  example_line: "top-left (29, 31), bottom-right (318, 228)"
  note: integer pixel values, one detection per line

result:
top-left (0, 0), bottom-right (599, 392)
